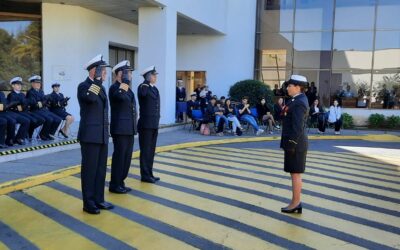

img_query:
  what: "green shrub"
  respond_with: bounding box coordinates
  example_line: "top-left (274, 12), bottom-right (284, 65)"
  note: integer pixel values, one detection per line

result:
top-left (342, 113), bottom-right (354, 129)
top-left (386, 115), bottom-right (400, 129)
top-left (368, 113), bottom-right (385, 128)
top-left (228, 79), bottom-right (273, 106)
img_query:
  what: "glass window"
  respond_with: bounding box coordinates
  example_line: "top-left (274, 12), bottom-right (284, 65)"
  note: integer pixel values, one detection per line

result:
top-left (371, 70), bottom-right (400, 109)
top-left (109, 46), bottom-right (135, 85)
top-left (335, 0), bottom-right (376, 30)
top-left (0, 19), bottom-right (41, 92)
top-left (295, 0), bottom-right (334, 31)
top-left (259, 32), bottom-right (293, 68)
top-left (332, 31), bottom-right (374, 70)
top-left (261, 0), bottom-right (295, 32)
top-left (374, 31), bottom-right (400, 70)
top-left (331, 70), bottom-right (371, 108)
top-left (292, 69), bottom-right (331, 106)
top-left (293, 32), bottom-right (332, 69)
top-left (259, 69), bottom-right (291, 88)
top-left (377, 0), bottom-right (400, 30)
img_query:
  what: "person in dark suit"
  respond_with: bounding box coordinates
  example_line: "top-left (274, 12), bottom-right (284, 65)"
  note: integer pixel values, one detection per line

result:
top-left (0, 82), bottom-right (30, 147)
top-left (109, 60), bottom-right (137, 194)
top-left (26, 75), bottom-right (62, 140)
top-left (309, 99), bottom-right (326, 134)
top-left (280, 75), bottom-right (309, 214)
top-left (176, 80), bottom-right (186, 122)
top-left (7, 77), bottom-right (44, 142)
top-left (48, 83), bottom-right (74, 138)
top-left (137, 66), bottom-right (161, 184)
top-left (186, 92), bottom-right (199, 119)
top-left (77, 54), bottom-right (114, 214)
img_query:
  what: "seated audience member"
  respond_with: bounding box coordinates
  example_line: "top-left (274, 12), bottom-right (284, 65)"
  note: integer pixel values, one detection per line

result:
top-left (237, 97), bottom-right (264, 136)
top-left (224, 99), bottom-right (243, 136)
top-left (305, 81), bottom-right (318, 106)
top-left (0, 89), bottom-right (30, 147)
top-left (48, 83), bottom-right (74, 138)
top-left (186, 92), bottom-right (200, 119)
top-left (341, 85), bottom-right (354, 98)
top-left (273, 97), bottom-right (284, 125)
top-left (220, 96), bottom-right (226, 104)
top-left (273, 84), bottom-right (282, 96)
top-left (309, 99), bottom-right (326, 134)
top-left (214, 100), bottom-right (229, 136)
top-left (199, 90), bottom-right (209, 114)
top-left (256, 97), bottom-right (278, 134)
top-left (8, 77), bottom-right (44, 141)
top-left (328, 99), bottom-right (342, 135)
top-left (205, 97), bottom-right (224, 136)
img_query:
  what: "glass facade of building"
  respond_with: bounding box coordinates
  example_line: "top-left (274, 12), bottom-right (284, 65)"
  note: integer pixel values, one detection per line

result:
top-left (255, 0), bottom-right (400, 109)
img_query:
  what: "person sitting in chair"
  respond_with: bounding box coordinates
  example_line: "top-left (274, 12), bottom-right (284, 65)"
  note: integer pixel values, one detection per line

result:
top-left (328, 99), bottom-right (342, 135)
top-left (237, 97), bottom-right (264, 136)
top-left (256, 97), bottom-right (278, 134)
top-left (309, 99), bottom-right (325, 134)
top-left (224, 99), bottom-right (243, 136)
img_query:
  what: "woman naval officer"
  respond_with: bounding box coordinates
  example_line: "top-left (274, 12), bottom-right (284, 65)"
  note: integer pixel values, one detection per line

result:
top-left (280, 75), bottom-right (309, 214)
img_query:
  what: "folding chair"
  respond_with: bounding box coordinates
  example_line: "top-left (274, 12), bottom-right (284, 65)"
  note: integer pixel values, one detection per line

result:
top-left (189, 110), bottom-right (203, 133)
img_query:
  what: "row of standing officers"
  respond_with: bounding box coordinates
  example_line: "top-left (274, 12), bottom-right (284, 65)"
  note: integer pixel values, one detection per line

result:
top-left (77, 54), bottom-right (160, 214)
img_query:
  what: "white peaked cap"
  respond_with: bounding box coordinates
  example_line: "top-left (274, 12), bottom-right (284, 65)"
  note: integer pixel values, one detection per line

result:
top-left (112, 60), bottom-right (133, 74)
top-left (10, 76), bottom-right (22, 85)
top-left (290, 75), bottom-right (307, 83)
top-left (84, 54), bottom-right (110, 70)
top-left (28, 75), bottom-right (41, 83)
top-left (141, 65), bottom-right (158, 76)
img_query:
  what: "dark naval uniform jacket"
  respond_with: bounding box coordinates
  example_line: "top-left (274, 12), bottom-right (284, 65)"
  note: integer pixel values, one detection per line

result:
top-left (109, 81), bottom-right (137, 135)
top-left (137, 81), bottom-right (160, 130)
top-left (77, 77), bottom-right (109, 144)
top-left (280, 93), bottom-right (309, 152)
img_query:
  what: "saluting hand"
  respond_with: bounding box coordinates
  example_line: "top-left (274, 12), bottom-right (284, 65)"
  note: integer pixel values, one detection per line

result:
top-left (119, 83), bottom-right (129, 92)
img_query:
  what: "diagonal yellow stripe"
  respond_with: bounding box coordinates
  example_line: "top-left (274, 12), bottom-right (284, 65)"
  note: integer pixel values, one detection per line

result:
top-left (190, 147), bottom-right (400, 188)
top-left (148, 162), bottom-right (400, 248)
top-left (249, 148), bottom-right (400, 171)
top-left (155, 153), bottom-right (400, 227)
top-left (24, 185), bottom-right (195, 250)
top-left (59, 176), bottom-right (280, 250)
top-left (0, 196), bottom-right (102, 250)
top-left (177, 148), bottom-right (400, 199)
top-left (0, 241), bottom-right (9, 250)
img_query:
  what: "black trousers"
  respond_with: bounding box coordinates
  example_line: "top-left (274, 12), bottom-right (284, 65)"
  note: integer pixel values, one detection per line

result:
top-left (0, 117), bottom-right (6, 145)
top-left (80, 142), bottom-right (108, 207)
top-left (6, 112), bottom-right (30, 141)
top-left (110, 135), bottom-right (134, 189)
top-left (33, 109), bottom-right (62, 137)
top-left (139, 128), bottom-right (158, 179)
top-left (334, 119), bottom-right (342, 132)
top-left (15, 112), bottom-right (43, 139)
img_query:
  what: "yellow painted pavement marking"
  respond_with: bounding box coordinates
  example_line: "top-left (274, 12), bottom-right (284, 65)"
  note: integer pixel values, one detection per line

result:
top-left (155, 153), bottom-right (400, 227)
top-left (0, 241), bottom-right (8, 250)
top-left (24, 185), bottom-right (195, 250)
top-left (149, 162), bottom-right (400, 248)
top-left (171, 149), bottom-right (400, 203)
top-left (251, 148), bottom-right (400, 172)
top-left (187, 147), bottom-right (400, 191)
top-left (200, 147), bottom-right (400, 181)
top-left (59, 176), bottom-right (280, 250)
top-left (0, 195), bottom-right (102, 250)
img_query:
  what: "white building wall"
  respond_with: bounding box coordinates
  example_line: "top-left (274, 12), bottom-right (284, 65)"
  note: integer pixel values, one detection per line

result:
top-left (42, 3), bottom-right (139, 121)
top-left (176, 0), bottom-right (257, 97)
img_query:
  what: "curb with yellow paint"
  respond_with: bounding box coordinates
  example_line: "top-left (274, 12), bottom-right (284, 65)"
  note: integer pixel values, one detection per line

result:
top-left (0, 134), bottom-right (398, 195)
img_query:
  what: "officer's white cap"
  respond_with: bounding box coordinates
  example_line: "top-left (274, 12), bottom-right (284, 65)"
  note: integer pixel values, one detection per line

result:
top-left (288, 74), bottom-right (308, 86)
top-left (28, 75), bottom-right (41, 83)
top-left (141, 66), bottom-right (158, 76)
top-left (84, 54), bottom-right (110, 70)
top-left (190, 92), bottom-right (197, 97)
top-left (112, 60), bottom-right (134, 74)
top-left (10, 77), bottom-right (22, 85)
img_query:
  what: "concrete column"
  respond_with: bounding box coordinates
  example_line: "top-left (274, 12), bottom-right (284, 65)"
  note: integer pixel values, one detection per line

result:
top-left (138, 7), bottom-right (177, 125)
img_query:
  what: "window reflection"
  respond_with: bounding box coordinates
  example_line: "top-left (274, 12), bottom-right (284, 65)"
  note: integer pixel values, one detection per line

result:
top-left (335, 0), bottom-right (376, 30)
top-left (376, 0), bottom-right (400, 30)
top-left (295, 0), bottom-right (334, 31)
top-left (262, 0), bottom-right (294, 32)
top-left (293, 32), bottom-right (332, 69)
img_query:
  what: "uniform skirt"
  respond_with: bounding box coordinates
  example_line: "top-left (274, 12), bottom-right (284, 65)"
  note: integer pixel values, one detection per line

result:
top-left (284, 149), bottom-right (307, 173)
top-left (51, 109), bottom-right (71, 120)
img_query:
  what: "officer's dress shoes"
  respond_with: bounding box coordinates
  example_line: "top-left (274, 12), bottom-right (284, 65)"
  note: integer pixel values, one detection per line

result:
top-left (83, 206), bottom-right (100, 215)
top-left (109, 186), bottom-right (130, 194)
top-left (96, 201), bottom-right (114, 210)
top-left (141, 177), bottom-right (156, 183)
top-left (152, 176), bottom-right (160, 181)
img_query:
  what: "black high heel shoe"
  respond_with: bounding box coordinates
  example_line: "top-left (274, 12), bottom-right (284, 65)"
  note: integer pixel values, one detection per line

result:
top-left (58, 130), bottom-right (69, 139)
top-left (281, 203), bottom-right (302, 214)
